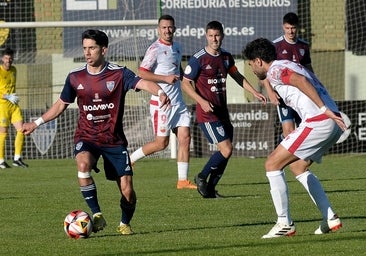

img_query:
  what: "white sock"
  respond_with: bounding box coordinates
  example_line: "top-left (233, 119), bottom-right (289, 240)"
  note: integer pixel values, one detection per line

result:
top-left (129, 147), bottom-right (145, 163)
top-left (296, 170), bottom-right (335, 220)
top-left (266, 170), bottom-right (292, 225)
top-left (177, 162), bottom-right (189, 180)
top-left (14, 155), bottom-right (21, 161)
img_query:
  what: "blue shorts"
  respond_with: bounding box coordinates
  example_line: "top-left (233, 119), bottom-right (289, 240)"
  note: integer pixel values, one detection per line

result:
top-left (74, 141), bottom-right (133, 181)
top-left (199, 121), bottom-right (233, 144)
top-left (277, 98), bottom-right (301, 126)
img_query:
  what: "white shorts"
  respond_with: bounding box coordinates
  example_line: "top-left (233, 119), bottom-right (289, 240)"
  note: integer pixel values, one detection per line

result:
top-left (281, 114), bottom-right (342, 163)
top-left (150, 100), bottom-right (191, 137)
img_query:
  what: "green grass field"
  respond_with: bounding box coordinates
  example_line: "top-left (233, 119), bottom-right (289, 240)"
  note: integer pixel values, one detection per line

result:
top-left (1, 155), bottom-right (365, 256)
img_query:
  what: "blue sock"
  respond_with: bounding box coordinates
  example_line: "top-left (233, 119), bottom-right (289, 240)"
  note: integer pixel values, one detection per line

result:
top-left (207, 158), bottom-right (228, 193)
top-left (209, 158), bottom-right (228, 186)
top-left (199, 151), bottom-right (226, 179)
top-left (120, 196), bottom-right (136, 224)
top-left (80, 183), bottom-right (101, 214)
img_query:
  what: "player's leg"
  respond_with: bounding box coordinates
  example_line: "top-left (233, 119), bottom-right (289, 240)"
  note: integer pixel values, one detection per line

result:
top-left (205, 121), bottom-right (233, 197)
top-left (116, 175), bottom-right (136, 235)
top-left (262, 145), bottom-right (298, 238)
top-left (75, 143), bottom-right (105, 232)
top-left (130, 101), bottom-right (170, 164)
top-left (175, 126), bottom-right (196, 189)
top-left (0, 107), bottom-right (10, 168)
top-left (287, 159), bottom-right (334, 221)
top-left (12, 112), bottom-right (28, 167)
top-left (277, 103), bottom-right (297, 141)
top-left (287, 120), bottom-right (343, 234)
top-left (292, 163), bottom-right (342, 234)
top-left (205, 139), bottom-right (232, 198)
top-left (169, 107), bottom-right (195, 189)
top-left (106, 146), bottom-right (136, 235)
top-left (136, 135), bottom-right (169, 159)
top-left (264, 118), bottom-right (310, 232)
top-left (76, 151), bottom-right (100, 212)
top-left (0, 126), bottom-right (9, 168)
top-left (265, 120), bottom-right (342, 237)
top-left (195, 121), bottom-right (232, 198)
top-left (281, 120), bottom-right (296, 138)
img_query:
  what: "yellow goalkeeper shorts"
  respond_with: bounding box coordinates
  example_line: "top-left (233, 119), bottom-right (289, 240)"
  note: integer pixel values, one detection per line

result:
top-left (0, 102), bottom-right (23, 127)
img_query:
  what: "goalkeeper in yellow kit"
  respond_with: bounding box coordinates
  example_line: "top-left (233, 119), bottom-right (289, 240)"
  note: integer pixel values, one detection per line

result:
top-left (0, 48), bottom-right (28, 168)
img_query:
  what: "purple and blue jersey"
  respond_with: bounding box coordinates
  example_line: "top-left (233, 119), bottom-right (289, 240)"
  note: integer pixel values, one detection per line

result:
top-left (61, 62), bottom-right (141, 147)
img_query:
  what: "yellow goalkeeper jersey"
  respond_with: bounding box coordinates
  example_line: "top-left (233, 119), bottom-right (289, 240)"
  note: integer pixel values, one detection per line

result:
top-left (0, 65), bottom-right (16, 104)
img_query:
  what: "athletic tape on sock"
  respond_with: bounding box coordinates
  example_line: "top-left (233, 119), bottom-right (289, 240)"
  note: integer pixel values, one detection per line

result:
top-left (78, 171), bottom-right (91, 179)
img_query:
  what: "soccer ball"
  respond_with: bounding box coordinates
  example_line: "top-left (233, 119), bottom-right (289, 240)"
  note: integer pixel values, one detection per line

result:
top-left (64, 210), bottom-right (93, 239)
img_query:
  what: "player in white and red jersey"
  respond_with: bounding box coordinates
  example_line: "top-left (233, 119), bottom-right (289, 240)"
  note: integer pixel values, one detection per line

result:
top-left (22, 29), bottom-right (170, 236)
top-left (129, 15), bottom-right (196, 190)
top-left (243, 37), bottom-right (346, 238)
top-left (182, 21), bottom-right (266, 198)
top-left (265, 12), bottom-right (314, 141)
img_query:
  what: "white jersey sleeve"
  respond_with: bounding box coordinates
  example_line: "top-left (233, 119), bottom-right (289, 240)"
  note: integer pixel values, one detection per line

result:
top-left (268, 60), bottom-right (339, 121)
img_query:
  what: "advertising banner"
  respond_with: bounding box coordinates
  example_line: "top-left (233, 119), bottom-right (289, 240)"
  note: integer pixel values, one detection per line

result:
top-left (192, 103), bottom-right (277, 158)
top-left (329, 101), bottom-right (366, 153)
top-left (5, 101), bottom-right (366, 159)
top-left (62, 0), bottom-right (297, 57)
top-left (62, 0), bottom-right (157, 57)
top-left (162, 0), bottom-right (297, 55)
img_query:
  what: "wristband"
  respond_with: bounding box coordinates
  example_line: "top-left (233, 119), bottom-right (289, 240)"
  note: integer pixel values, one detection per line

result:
top-left (320, 106), bottom-right (327, 113)
top-left (157, 89), bottom-right (164, 97)
top-left (34, 117), bottom-right (45, 127)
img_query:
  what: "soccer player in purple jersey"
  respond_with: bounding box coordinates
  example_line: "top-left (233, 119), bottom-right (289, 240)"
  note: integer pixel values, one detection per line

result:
top-left (182, 21), bottom-right (266, 198)
top-left (243, 37), bottom-right (345, 238)
top-left (264, 12), bottom-right (314, 140)
top-left (22, 29), bottom-right (170, 235)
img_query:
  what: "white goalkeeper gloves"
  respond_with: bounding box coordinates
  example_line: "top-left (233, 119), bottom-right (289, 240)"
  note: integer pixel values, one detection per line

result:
top-left (4, 93), bottom-right (20, 104)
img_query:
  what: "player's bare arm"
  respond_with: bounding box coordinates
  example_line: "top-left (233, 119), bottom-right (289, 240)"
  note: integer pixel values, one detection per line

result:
top-left (288, 72), bottom-right (347, 131)
top-left (135, 79), bottom-right (171, 110)
top-left (181, 78), bottom-right (213, 113)
top-left (229, 69), bottom-right (267, 103)
top-left (138, 69), bottom-right (179, 85)
top-left (244, 78), bottom-right (267, 104)
top-left (261, 79), bottom-right (280, 105)
top-left (22, 99), bottom-right (69, 135)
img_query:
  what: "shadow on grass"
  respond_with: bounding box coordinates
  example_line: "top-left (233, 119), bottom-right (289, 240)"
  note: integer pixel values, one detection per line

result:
top-left (92, 215), bottom-right (366, 238)
top-left (93, 223), bottom-right (366, 256)
top-left (220, 176), bottom-right (366, 187)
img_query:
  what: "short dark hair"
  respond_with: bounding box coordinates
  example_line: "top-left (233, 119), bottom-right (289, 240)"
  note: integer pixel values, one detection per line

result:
top-left (242, 38), bottom-right (277, 63)
top-left (2, 47), bottom-right (14, 57)
top-left (206, 20), bottom-right (224, 34)
top-left (82, 29), bottom-right (109, 47)
top-left (159, 14), bottom-right (175, 25)
top-left (283, 12), bottom-right (299, 26)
